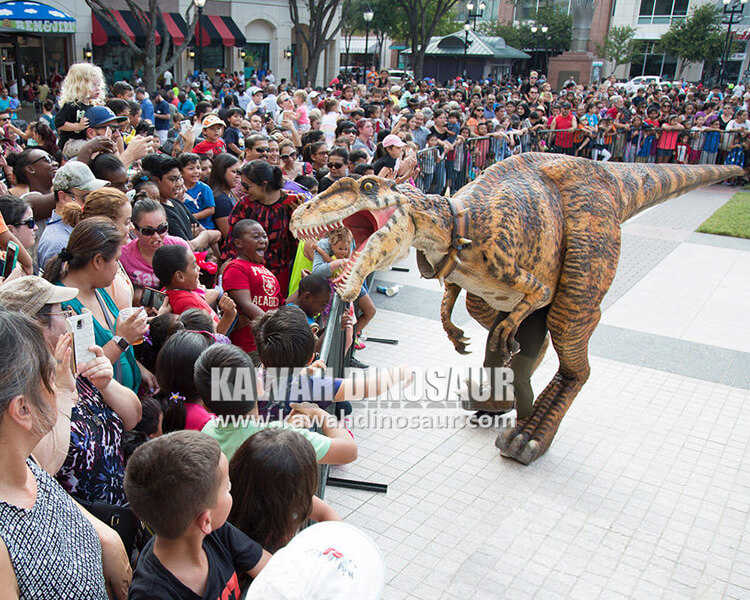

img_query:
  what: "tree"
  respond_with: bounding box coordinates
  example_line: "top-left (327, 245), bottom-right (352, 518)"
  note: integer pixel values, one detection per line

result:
top-left (478, 7), bottom-right (571, 56)
top-left (477, 20), bottom-right (523, 49)
top-left (595, 25), bottom-right (637, 73)
top-left (656, 4), bottom-right (724, 79)
top-left (289, 0), bottom-right (349, 86)
top-left (85, 0), bottom-right (198, 92)
top-left (392, 0), bottom-right (461, 79)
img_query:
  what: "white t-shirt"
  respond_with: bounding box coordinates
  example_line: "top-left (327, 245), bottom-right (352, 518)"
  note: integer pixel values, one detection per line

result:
top-left (163, 71), bottom-right (173, 86)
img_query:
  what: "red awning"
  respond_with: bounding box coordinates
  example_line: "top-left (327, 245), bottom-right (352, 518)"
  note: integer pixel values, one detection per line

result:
top-left (207, 14), bottom-right (234, 47)
top-left (91, 10), bottom-right (161, 47)
top-left (161, 12), bottom-right (184, 46)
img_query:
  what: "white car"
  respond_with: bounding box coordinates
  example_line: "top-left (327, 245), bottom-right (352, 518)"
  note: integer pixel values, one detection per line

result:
top-left (624, 76), bottom-right (669, 94)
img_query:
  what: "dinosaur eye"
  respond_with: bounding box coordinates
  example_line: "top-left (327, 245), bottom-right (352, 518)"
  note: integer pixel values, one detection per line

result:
top-left (362, 181), bottom-right (374, 192)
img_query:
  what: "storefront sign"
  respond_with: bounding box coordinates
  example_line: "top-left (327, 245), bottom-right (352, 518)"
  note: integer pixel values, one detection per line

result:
top-left (730, 53), bottom-right (746, 61)
top-left (0, 18), bottom-right (75, 33)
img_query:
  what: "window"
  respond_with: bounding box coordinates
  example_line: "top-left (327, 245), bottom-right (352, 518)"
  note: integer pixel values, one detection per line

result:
top-left (200, 45), bottom-right (225, 70)
top-left (638, 0), bottom-right (689, 24)
top-left (629, 39), bottom-right (677, 79)
top-left (515, 0), bottom-right (571, 20)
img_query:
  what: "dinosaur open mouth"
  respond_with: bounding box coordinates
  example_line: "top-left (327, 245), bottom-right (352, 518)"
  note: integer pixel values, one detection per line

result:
top-left (295, 207), bottom-right (396, 250)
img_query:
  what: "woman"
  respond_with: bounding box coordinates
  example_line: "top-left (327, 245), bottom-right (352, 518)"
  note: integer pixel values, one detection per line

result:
top-left (0, 194), bottom-right (36, 256)
top-left (5, 148), bottom-right (58, 220)
top-left (120, 198), bottom-right (191, 290)
top-left (304, 140), bottom-right (329, 180)
top-left (141, 153), bottom-right (220, 251)
top-left (221, 160), bottom-right (304, 296)
top-left (60, 186), bottom-right (134, 310)
top-left (0, 275), bottom-right (141, 507)
top-left (44, 217), bottom-right (148, 393)
top-left (208, 152), bottom-right (240, 239)
top-left (0, 307), bottom-right (131, 599)
top-left (29, 121), bottom-right (61, 163)
top-left (267, 136), bottom-right (281, 167)
top-left (279, 139), bottom-right (307, 180)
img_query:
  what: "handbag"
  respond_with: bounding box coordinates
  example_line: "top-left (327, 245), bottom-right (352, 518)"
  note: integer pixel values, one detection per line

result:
top-left (75, 496), bottom-right (140, 555)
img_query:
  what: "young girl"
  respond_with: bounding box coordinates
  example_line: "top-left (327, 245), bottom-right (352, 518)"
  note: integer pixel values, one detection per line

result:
top-left (700, 120), bottom-right (722, 164)
top-left (152, 244), bottom-right (237, 335)
top-left (675, 131), bottom-right (690, 165)
top-left (54, 63), bottom-right (106, 153)
top-left (312, 226), bottom-right (375, 351)
top-left (623, 116), bottom-right (643, 163)
top-left (155, 329), bottom-right (215, 432)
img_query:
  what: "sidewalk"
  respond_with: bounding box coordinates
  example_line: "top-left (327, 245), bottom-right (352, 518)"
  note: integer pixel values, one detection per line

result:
top-left (325, 185), bottom-right (750, 599)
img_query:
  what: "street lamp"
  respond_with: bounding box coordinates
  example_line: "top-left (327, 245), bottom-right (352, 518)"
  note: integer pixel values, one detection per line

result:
top-left (530, 23), bottom-right (549, 76)
top-left (194, 0), bottom-right (206, 79)
top-left (463, 21), bottom-right (472, 79)
top-left (83, 44), bottom-right (92, 62)
top-left (720, 0), bottom-right (747, 86)
top-left (466, 1), bottom-right (486, 29)
top-left (363, 8), bottom-right (374, 83)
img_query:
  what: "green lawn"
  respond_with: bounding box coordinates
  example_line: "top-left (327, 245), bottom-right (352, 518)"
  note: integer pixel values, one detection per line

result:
top-left (696, 192), bottom-right (750, 239)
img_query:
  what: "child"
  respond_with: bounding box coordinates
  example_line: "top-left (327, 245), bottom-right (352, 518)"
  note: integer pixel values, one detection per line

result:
top-left (122, 395), bottom-right (163, 461)
top-left (124, 430), bottom-right (271, 599)
top-left (222, 219), bottom-right (283, 361)
top-left (55, 63), bottom-right (106, 152)
top-left (286, 273), bottom-right (334, 351)
top-left (228, 428), bottom-right (333, 553)
top-left (180, 152), bottom-right (216, 229)
top-left (196, 341), bottom-right (357, 464)
top-left (420, 132), bottom-right (443, 193)
top-left (688, 115), bottom-right (706, 164)
top-left (293, 89), bottom-right (310, 132)
top-left (591, 117), bottom-right (613, 162)
top-left (675, 131), bottom-right (690, 165)
top-left (700, 119), bottom-right (722, 164)
top-left (623, 116), bottom-right (643, 163)
top-left (193, 114), bottom-right (227, 158)
top-left (312, 226), bottom-right (376, 351)
top-left (223, 108), bottom-right (245, 158)
top-left (294, 174), bottom-right (318, 195)
top-left (153, 244), bottom-right (237, 335)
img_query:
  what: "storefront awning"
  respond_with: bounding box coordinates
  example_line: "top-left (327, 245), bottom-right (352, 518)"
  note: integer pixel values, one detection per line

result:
top-left (0, 0), bottom-right (76, 33)
top-left (194, 14), bottom-right (245, 48)
top-left (91, 10), bottom-right (162, 47)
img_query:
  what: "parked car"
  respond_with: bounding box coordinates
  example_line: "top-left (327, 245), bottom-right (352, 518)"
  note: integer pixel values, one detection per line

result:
top-left (624, 76), bottom-right (669, 94)
top-left (387, 69), bottom-right (414, 85)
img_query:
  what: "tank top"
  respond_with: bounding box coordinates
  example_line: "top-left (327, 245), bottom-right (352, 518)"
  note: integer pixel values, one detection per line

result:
top-left (553, 113), bottom-right (575, 148)
top-left (0, 459), bottom-right (107, 599)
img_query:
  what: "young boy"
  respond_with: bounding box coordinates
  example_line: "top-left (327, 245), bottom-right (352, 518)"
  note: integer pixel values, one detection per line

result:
top-left (222, 219), bottom-right (282, 361)
top-left (193, 114), bottom-right (227, 158)
top-left (125, 430), bottom-right (271, 599)
top-left (223, 108), bottom-right (245, 158)
top-left (286, 273), bottom-right (334, 350)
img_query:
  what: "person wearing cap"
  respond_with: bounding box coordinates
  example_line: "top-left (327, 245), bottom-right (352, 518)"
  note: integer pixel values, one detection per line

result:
top-left (245, 87), bottom-right (265, 118)
top-left (372, 134), bottom-right (405, 177)
top-left (0, 307), bottom-right (133, 600)
top-left (192, 114), bottom-right (227, 158)
top-left (37, 160), bottom-right (109, 272)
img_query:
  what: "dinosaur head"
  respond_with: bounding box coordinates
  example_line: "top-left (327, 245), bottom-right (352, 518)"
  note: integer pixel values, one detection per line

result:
top-left (290, 176), bottom-right (416, 301)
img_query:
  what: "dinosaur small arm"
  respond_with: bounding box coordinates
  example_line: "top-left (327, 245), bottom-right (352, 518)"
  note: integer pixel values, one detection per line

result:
top-left (289, 153), bottom-right (742, 465)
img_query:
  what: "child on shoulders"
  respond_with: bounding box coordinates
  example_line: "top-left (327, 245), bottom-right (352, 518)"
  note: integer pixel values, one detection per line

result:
top-left (125, 430), bottom-right (271, 600)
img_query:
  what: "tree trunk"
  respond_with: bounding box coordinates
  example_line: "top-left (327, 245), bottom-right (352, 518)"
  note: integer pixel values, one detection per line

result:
top-left (306, 46), bottom-right (324, 86)
top-left (143, 39), bottom-right (157, 92)
top-left (413, 51), bottom-right (425, 79)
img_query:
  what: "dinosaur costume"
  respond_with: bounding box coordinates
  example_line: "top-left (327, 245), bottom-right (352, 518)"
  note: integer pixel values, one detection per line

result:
top-left (290, 153), bottom-right (742, 464)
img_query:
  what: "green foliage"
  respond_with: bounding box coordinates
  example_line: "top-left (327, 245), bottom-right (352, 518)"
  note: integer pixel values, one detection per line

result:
top-left (595, 25), bottom-right (637, 67)
top-left (478, 7), bottom-right (571, 53)
top-left (697, 191), bottom-right (750, 239)
top-left (656, 4), bottom-right (724, 74)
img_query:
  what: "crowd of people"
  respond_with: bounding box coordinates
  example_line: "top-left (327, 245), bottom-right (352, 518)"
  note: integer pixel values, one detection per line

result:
top-left (0, 59), bottom-right (748, 599)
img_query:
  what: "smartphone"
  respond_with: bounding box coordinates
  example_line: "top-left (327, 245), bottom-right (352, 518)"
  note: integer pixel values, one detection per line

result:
top-left (66, 312), bottom-right (97, 368)
top-left (180, 120), bottom-right (191, 134)
top-left (2, 240), bottom-right (18, 278)
top-left (141, 287), bottom-right (166, 309)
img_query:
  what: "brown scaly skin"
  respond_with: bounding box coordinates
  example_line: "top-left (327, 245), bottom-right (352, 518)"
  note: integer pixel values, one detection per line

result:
top-left (290, 154), bottom-right (742, 464)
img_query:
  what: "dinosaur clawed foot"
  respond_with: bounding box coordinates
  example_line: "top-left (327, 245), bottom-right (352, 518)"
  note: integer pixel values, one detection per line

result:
top-left (446, 325), bottom-right (471, 354)
top-left (495, 425), bottom-right (545, 465)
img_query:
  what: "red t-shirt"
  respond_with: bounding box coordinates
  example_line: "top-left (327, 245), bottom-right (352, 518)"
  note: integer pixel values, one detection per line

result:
top-left (222, 258), bottom-right (282, 352)
top-left (193, 138), bottom-right (227, 157)
top-left (165, 289), bottom-right (219, 324)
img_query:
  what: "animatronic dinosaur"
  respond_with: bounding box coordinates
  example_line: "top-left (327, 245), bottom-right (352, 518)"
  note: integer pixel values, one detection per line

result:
top-left (290, 154), bottom-right (742, 464)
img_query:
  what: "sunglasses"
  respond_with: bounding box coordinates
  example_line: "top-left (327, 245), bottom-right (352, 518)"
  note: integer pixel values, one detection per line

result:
top-left (12, 217), bottom-right (35, 229)
top-left (254, 147), bottom-right (270, 153)
top-left (30, 154), bottom-right (53, 165)
top-left (280, 153), bottom-right (296, 160)
top-left (328, 162), bottom-right (345, 169)
top-left (138, 223), bottom-right (169, 236)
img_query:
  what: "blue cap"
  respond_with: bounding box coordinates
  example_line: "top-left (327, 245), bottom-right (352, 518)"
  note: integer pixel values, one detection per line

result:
top-left (85, 106), bottom-right (128, 128)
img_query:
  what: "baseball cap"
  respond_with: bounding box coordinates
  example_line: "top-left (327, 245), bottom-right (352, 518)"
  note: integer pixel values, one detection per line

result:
top-left (85, 106), bottom-right (128, 128)
top-left (250, 87), bottom-right (262, 95)
top-left (382, 134), bottom-right (405, 148)
top-left (0, 276), bottom-right (78, 317)
top-left (390, 85), bottom-right (401, 93)
top-left (202, 114), bottom-right (226, 128)
top-left (53, 160), bottom-right (109, 193)
top-left (243, 522), bottom-right (385, 600)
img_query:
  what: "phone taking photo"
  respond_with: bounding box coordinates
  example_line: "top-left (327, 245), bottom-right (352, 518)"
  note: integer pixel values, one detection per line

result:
top-left (65, 311), bottom-right (97, 368)
top-left (141, 287), bottom-right (166, 309)
top-left (2, 240), bottom-right (19, 278)
top-left (180, 120), bottom-right (191, 134)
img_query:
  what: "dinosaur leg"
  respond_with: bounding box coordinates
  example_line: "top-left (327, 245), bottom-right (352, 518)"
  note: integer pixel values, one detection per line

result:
top-left (496, 211), bottom-right (621, 465)
top-left (440, 283), bottom-right (470, 354)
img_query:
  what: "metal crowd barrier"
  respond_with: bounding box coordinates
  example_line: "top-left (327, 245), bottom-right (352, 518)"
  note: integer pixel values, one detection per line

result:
top-left (414, 128), bottom-right (748, 194)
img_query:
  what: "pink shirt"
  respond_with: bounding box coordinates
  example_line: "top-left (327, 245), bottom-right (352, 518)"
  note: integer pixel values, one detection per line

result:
top-left (120, 235), bottom-right (190, 288)
top-left (185, 402), bottom-right (214, 431)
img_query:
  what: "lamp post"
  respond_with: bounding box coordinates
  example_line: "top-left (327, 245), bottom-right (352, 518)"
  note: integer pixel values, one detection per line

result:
top-left (466, 1), bottom-right (486, 28)
top-left (530, 24), bottom-right (548, 74)
top-left (720, 0), bottom-right (747, 86)
top-left (463, 21), bottom-right (472, 80)
top-left (194, 0), bottom-right (206, 79)
top-left (284, 47), bottom-right (294, 86)
top-left (83, 45), bottom-right (92, 62)
top-left (363, 8), bottom-right (374, 83)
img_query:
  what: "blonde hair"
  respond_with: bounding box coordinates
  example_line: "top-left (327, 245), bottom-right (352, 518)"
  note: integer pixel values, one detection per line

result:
top-left (61, 186), bottom-right (128, 227)
top-left (60, 63), bottom-right (107, 106)
top-left (293, 89), bottom-right (307, 102)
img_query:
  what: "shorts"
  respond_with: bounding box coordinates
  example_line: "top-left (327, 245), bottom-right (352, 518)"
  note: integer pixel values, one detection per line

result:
top-left (357, 280), bottom-right (369, 299)
top-left (656, 148), bottom-right (673, 159)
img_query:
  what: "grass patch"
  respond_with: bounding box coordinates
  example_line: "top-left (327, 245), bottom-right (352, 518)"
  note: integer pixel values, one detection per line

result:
top-left (696, 192), bottom-right (750, 239)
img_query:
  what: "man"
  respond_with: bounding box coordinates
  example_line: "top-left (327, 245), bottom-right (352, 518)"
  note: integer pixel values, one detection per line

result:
top-left (112, 81), bottom-right (134, 101)
top-left (84, 106), bottom-right (128, 140)
top-left (261, 85), bottom-right (278, 120)
top-left (37, 161), bottom-right (108, 270)
top-left (136, 87), bottom-right (154, 124)
top-left (153, 90), bottom-right (172, 145)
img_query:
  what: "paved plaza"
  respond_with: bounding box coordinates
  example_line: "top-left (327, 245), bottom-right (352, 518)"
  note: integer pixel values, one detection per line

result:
top-left (323, 185), bottom-right (750, 599)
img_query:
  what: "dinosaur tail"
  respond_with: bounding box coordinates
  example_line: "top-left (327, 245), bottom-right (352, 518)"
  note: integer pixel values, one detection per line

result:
top-left (599, 162), bottom-right (743, 223)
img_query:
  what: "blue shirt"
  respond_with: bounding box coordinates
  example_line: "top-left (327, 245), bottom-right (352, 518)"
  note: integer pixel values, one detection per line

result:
top-left (140, 97), bottom-right (154, 123)
top-left (178, 99), bottom-right (195, 117)
top-left (154, 99), bottom-right (170, 131)
top-left (185, 181), bottom-right (216, 229)
top-left (37, 210), bottom-right (73, 273)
